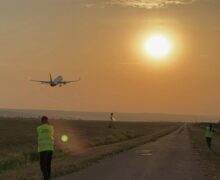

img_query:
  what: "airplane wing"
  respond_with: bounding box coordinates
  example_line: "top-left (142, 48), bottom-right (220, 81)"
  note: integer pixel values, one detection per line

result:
top-left (60, 78), bottom-right (81, 85)
top-left (30, 80), bottom-right (51, 84)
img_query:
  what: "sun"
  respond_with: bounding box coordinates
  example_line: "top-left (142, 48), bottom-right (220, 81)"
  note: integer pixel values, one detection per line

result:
top-left (144, 35), bottom-right (172, 59)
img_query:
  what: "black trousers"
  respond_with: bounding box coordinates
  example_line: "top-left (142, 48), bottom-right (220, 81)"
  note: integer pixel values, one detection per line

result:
top-left (40, 151), bottom-right (53, 180)
top-left (206, 137), bottom-right (212, 149)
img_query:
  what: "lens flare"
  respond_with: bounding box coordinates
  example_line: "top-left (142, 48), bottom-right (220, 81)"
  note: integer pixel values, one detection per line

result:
top-left (51, 120), bottom-right (87, 155)
top-left (61, 135), bottom-right (69, 142)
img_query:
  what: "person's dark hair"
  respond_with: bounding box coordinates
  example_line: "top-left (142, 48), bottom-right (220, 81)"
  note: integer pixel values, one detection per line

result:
top-left (41, 116), bottom-right (48, 124)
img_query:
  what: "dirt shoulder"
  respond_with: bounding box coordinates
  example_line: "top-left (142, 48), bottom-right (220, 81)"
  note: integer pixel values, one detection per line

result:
top-left (189, 124), bottom-right (220, 180)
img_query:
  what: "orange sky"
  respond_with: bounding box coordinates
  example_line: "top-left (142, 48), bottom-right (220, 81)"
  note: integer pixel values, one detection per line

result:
top-left (0, 0), bottom-right (220, 116)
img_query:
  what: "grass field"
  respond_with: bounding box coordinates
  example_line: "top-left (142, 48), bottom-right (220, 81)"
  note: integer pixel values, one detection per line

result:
top-left (0, 117), bottom-right (180, 180)
top-left (189, 123), bottom-right (220, 180)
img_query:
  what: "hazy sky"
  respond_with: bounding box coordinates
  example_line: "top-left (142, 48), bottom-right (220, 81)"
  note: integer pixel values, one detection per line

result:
top-left (0, 0), bottom-right (220, 116)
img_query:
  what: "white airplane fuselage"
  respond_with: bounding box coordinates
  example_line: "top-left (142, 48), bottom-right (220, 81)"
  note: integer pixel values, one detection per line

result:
top-left (50, 76), bottom-right (63, 87)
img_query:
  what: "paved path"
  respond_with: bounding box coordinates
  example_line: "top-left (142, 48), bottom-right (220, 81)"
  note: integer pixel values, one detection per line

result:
top-left (56, 126), bottom-right (207, 180)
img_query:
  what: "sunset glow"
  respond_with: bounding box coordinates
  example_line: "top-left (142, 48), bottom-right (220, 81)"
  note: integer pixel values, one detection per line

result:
top-left (144, 35), bottom-right (172, 59)
top-left (0, 0), bottom-right (219, 116)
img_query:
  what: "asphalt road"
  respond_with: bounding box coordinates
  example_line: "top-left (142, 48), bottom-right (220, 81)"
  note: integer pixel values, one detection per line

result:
top-left (56, 126), bottom-right (208, 180)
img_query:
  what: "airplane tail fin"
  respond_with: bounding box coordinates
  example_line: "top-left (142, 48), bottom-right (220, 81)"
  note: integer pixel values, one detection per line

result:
top-left (49, 73), bottom-right (53, 83)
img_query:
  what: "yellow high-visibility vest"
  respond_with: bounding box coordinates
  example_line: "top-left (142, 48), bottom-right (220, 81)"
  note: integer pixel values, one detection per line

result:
top-left (112, 117), bottom-right (116, 122)
top-left (37, 124), bottom-right (54, 152)
top-left (205, 126), bottom-right (214, 138)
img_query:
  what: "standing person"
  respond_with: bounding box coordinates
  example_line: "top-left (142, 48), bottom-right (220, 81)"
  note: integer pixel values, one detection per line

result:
top-left (108, 112), bottom-right (116, 129)
top-left (205, 123), bottom-right (214, 150)
top-left (37, 116), bottom-right (54, 180)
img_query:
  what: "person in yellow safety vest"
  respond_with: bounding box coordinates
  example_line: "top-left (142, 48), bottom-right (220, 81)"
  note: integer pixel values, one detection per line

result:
top-left (205, 123), bottom-right (214, 150)
top-left (108, 112), bottom-right (116, 129)
top-left (37, 116), bottom-right (54, 180)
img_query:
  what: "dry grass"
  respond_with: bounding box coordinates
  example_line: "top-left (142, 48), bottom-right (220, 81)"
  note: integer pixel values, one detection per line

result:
top-left (0, 117), bottom-right (180, 179)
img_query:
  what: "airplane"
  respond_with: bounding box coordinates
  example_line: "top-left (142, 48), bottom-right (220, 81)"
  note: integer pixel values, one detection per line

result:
top-left (31, 73), bottom-right (80, 87)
